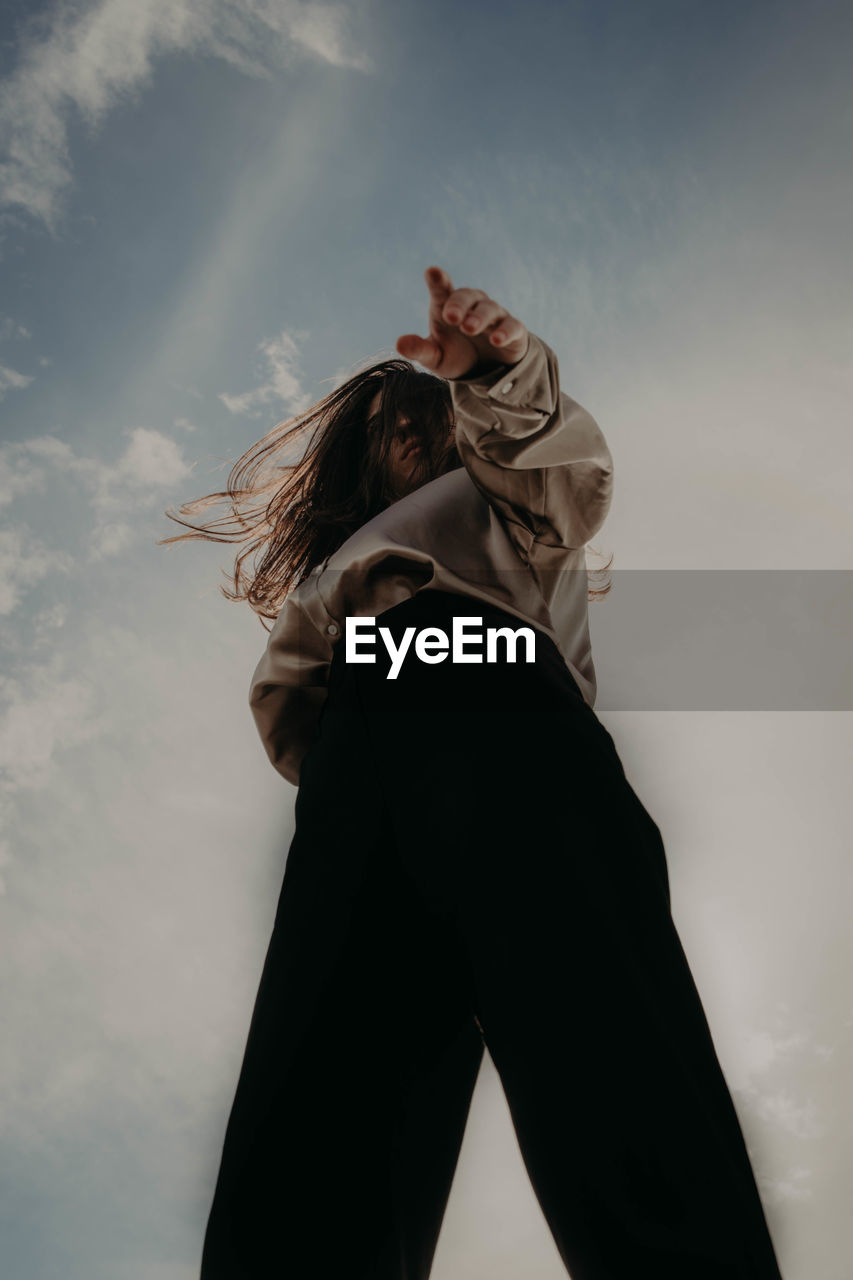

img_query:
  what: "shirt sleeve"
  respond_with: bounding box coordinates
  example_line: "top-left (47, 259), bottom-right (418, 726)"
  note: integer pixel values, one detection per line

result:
top-left (247, 580), bottom-right (334, 787)
top-left (448, 331), bottom-right (613, 563)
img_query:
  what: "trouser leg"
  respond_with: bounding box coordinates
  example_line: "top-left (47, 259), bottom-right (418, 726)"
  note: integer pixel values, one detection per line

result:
top-left (420, 729), bottom-right (781, 1278)
top-left (355, 592), bottom-right (785, 1280)
top-left (200, 689), bottom-right (484, 1280)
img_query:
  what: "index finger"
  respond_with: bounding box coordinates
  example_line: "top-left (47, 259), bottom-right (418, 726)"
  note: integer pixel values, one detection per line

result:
top-left (424, 264), bottom-right (455, 302)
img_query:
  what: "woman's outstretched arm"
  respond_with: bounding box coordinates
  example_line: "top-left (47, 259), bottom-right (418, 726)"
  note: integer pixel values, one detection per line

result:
top-left (449, 331), bottom-right (614, 558)
top-left (397, 263), bottom-right (613, 560)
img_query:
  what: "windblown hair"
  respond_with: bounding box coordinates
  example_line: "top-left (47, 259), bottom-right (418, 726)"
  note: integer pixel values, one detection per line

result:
top-left (159, 356), bottom-right (613, 629)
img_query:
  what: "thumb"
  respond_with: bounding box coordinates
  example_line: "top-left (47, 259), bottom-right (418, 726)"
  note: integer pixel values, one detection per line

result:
top-left (396, 333), bottom-right (441, 369)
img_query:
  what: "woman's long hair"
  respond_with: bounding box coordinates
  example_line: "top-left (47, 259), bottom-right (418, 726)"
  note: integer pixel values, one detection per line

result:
top-left (159, 356), bottom-right (613, 629)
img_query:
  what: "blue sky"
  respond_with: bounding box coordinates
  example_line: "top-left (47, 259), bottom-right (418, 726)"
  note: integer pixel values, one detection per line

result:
top-left (1, 1), bottom-right (851, 1277)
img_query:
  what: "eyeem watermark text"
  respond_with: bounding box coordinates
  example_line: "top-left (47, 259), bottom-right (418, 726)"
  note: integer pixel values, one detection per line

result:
top-left (345, 616), bottom-right (537, 679)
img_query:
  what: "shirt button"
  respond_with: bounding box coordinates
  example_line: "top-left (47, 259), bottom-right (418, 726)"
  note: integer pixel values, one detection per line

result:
top-left (326, 622), bottom-right (340, 636)
top-left (501, 380), bottom-right (514, 394)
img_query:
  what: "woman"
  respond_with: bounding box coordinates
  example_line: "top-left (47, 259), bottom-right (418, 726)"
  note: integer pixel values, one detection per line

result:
top-left (163, 266), bottom-right (785, 1279)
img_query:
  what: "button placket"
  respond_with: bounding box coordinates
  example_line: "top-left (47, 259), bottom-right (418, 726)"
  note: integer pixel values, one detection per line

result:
top-left (311, 565), bottom-right (343, 641)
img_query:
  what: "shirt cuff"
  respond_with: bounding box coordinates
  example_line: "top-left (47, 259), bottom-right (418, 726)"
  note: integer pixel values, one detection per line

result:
top-left (447, 331), bottom-right (556, 415)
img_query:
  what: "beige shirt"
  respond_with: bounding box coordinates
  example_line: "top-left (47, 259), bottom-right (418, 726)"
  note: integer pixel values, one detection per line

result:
top-left (249, 331), bottom-right (614, 786)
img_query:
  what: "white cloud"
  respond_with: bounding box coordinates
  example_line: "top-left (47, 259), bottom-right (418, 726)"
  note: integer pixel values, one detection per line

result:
top-left (0, 449), bottom-right (46, 509)
top-left (73, 426), bottom-right (195, 520)
top-left (0, 664), bottom-right (102, 793)
top-left (741, 1028), bottom-right (808, 1078)
top-left (16, 427), bottom-right (194, 557)
top-left (0, 524), bottom-right (72, 615)
top-left (0, 0), bottom-right (373, 234)
top-left (88, 520), bottom-right (135, 559)
top-left (218, 326), bottom-right (312, 416)
top-left (25, 425), bottom-right (190, 494)
top-left (113, 426), bottom-right (193, 489)
top-left (1, 428), bottom-right (196, 564)
top-left (763, 1166), bottom-right (813, 1204)
top-left (286, 2), bottom-right (370, 68)
top-left (0, 362), bottom-right (34, 399)
top-left (22, 435), bottom-right (75, 466)
top-left (0, 316), bottom-right (31, 341)
top-left (31, 602), bottom-right (68, 642)
top-left (167, 381), bottom-right (204, 403)
top-left (754, 1090), bottom-right (824, 1140)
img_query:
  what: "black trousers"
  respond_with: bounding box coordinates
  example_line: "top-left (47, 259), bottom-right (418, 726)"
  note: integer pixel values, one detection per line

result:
top-left (200, 588), bottom-right (785, 1279)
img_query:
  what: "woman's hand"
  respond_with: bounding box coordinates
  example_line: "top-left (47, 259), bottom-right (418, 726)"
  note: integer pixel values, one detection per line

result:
top-left (396, 265), bottom-right (530, 380)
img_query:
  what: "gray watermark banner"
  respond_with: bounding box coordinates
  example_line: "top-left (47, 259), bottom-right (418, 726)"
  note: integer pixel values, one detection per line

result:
top-left (313, 567), bottom-right (851, 709)
top-left (589, 570), bottom-right (852, 710)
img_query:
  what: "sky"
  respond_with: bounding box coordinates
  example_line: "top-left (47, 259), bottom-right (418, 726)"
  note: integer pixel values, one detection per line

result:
top-left (0, 0), bottom-right (851, 1277)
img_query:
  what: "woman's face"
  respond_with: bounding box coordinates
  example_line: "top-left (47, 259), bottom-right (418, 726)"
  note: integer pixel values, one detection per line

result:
top-left (367, 388), bottom-right (457, 500)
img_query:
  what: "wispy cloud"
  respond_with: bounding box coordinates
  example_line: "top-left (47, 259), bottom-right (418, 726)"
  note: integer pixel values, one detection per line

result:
top-left (763, 1166), bottom-right (813, 1205)
top-left (724, 1015), bottom-right (831, 1212)
top-left (217, 327), bottom-right (312, 417)
top-left (0, 524), bottom-right (70, 615)
top-left (741, 1028), bottom-right (809, 1078)
top-left (753, 1090), bottom-right (824, 1141)
top-left (0, 316), bottom-right (32, 341)
top-left (0, 662), bottom-right (101, 795)
top-left (0, 449), bottom-right (45, 509)
top-left (0, 363), bottom-right (34, 399)
top-left (0, 0), bottom-right (373, 234)
top-left (2, 427), bottom-right (195, 565)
